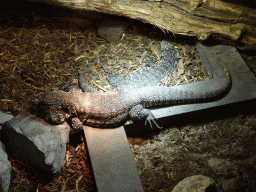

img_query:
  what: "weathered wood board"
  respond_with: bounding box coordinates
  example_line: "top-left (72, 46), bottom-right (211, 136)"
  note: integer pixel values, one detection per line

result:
top-left (83, 126), bottom-right (144, 192)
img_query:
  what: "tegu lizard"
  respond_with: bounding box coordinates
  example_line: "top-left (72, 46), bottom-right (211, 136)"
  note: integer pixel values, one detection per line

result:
top-left (33, 43), bottom-right (231, 131)
top-left (34, 68), bottom-right (230, 130)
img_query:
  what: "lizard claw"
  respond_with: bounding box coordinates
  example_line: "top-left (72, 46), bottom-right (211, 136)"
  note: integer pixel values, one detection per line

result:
top-left (129, 105), bottom-right (162, 130)
top-left (145, 114), bottom-right (162, 130)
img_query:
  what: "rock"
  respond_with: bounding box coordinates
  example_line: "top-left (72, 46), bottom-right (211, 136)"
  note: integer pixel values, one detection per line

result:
top-left (97, 16), bottom-right (130, 44)
top-left (0, 142), bottom-right (12, 192)
top-left (0, 111), bottom-right (13, 192)
top-left (219, 177), bottom-right (241, 192)
top-left (1, 111), bottom-right (70, 175)
top-left (172, 175), bottom-right (221, 192)
top-left (207, 157), bottom-right (237, 175)
top-left (0, 111), bottom-right (13, 124)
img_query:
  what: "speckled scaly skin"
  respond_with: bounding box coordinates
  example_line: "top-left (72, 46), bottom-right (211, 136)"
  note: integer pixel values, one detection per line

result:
top-left (35, 41), bottom-right (231, 130)
top-left (35, 62), bottom-right (230, 130)
top-left (106, 41), bottom-right (179, 90)
top-left (35, 89), bottom-right (159, 129)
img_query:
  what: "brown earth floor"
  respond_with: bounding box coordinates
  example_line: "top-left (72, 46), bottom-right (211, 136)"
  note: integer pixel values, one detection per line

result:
top-left (0, 1), bottom-right (256, 192)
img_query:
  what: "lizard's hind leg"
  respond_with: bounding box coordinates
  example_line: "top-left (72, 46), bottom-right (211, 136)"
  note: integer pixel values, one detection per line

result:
top-left (129, 104), bottom-right (162, 130)
top-left (78, 69), bottom-right (99, 92)
top-left (78, 49), bottom-right (105, 92)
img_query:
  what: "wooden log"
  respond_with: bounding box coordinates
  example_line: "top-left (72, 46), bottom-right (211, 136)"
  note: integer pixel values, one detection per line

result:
top-left (30, 0), bottom-right (256, 48)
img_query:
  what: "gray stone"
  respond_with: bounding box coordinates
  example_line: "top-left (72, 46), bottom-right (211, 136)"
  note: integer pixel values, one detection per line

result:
top-left (0, 111), bottom-right (13, 192)
top-left (97, 16), bottom-right (129, 44)
top-left (0, 111), bottom-right (13, 124)
top-left (0, 142), bottom-right (11, 192)
top-left (219, 177), bottom-right (241, 192)
top-left (1, 111), bottom-right (69, 174)
top-left (172, 175), bottom-right (221, 192)
top-left (207, 158), bottom-right (237, 175)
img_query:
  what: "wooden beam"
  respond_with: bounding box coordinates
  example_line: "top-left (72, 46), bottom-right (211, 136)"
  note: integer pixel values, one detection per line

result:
top-left (83, 126), bottom-right (144, 192)
top-left (30, 0), bottom-right (256, 48)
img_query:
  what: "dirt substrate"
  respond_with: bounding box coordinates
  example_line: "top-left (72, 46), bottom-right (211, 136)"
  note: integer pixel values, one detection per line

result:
top-left (0, 1), bottom-right (256, 191)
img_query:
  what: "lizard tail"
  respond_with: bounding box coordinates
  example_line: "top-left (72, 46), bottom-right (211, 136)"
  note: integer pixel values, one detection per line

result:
top-left (128, 60), bottom-right (231, 108)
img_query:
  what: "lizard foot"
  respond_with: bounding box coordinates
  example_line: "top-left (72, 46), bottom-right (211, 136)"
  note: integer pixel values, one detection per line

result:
top-left (71, 117), bottom-right (83, 130)
top-left (69, 117), bottom-right (84, 134)
top-left (145, 113), bottom-right (162, 130)
top-left (129, 104), bottom-right (162, 130)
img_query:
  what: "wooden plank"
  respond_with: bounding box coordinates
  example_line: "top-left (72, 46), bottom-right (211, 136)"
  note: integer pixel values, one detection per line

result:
top-left (83, 126), bottom-right (144, 192)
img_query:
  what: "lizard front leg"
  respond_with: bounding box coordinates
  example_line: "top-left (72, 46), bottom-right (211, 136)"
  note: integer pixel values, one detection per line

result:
top-left (69, 117), bottom-right (84, 134)
top-left (129, 104), bottom-right (162, 130)
top-left (43, 105), bottom-right (66, 124)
